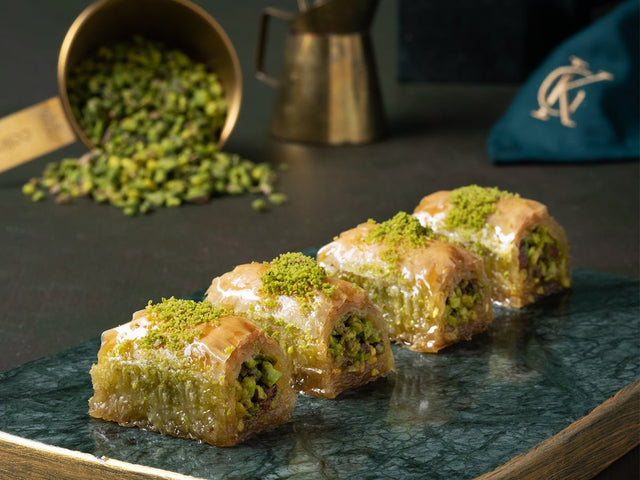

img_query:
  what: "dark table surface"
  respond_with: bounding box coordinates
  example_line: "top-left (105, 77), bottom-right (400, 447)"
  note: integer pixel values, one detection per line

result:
top-left (0, 1), bottom-right (638, 479)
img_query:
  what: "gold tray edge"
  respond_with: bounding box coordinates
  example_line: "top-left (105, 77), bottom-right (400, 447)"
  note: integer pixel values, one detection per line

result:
top-left (476, 378), bottom-right (640, 480)
top-left (0, 429), bottom-right (204, 480)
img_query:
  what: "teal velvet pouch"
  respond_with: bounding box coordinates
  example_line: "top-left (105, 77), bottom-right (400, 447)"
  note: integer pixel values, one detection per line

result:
top-left (488, 0), bottom-right (639, 162)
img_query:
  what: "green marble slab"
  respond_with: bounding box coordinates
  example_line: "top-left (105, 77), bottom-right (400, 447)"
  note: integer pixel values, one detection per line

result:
top-left (0, 270), bottom-right (638, 479)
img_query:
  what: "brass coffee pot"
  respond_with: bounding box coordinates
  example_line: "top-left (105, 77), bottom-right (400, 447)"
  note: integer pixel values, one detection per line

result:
top-left (256, 0), bottom-right (386, 145)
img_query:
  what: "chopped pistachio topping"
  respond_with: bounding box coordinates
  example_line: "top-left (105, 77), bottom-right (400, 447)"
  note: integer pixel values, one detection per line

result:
top-left (235, 354), bottom-right (281, 420)
top-left (329, 315), bottom-right (384, 372)
top-left (445, 185), bottom-right (517, 230)
top-left (261, 252), bottom-right (336, 303)
top-left (365, 212), bottom-right (433, 267)
top-left (251, 198), bottom-right (268, 212)
top-left (443, 279), bottom-right (480, 327)
top-left (367, 211), bottom-right (433, 248)
top-left (137, 297), bottom-right (232, 353)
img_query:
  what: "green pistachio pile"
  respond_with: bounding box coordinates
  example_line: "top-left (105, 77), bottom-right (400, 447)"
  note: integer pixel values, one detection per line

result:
top-left (23, 36), bottom-right (286, 214)
top-left (445, 185), bottom-right (516, 230)
top-left (137, 297), bottom-right (233, 353)
top-left (261, 252), bottom-right (337, 305)
top-left (366, 211), bottom-right (433, 249)
top-left (365, 211), bottom-right (433, 266)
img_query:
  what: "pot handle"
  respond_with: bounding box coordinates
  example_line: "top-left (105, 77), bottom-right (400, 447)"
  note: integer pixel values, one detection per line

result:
top-left (256, 7), bottom-right (295, 87)
top-left (0, 97), bottom-right (76, 174)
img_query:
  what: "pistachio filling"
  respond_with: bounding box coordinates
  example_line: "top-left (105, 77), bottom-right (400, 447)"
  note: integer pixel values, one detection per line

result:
top-left (329, 315), bottom-right (384, 372)
top-left (235, 354), bottom-right (282, 422)
top-left (332, 271), bottom-right (426, 338)
top-left (443, 279), bottom-right (480, 327)
top-left (520, 226), bottom-right (566, 292)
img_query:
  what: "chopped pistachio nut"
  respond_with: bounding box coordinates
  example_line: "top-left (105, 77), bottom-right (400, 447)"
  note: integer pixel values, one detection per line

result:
top-left (31, 190), bottom-right (45, 202)
top-left (21, 182), bottom-right (36, 195)
top-left (235, 354), bottom-right (281, 419)
top-left (261, 252), bottom-right (337, 304)
top-left (443, 279), bottom-right (480, 327)
top-left (329, 314), bottom-right (384, 372)
top-left (268, 192), bottom-right (288, 205)
top-left (252, 198), bottom-right (268, 212)
top-left (445, 185), bottom-right (518, 230)
top-left (136, 297), bottom-right (233, 353)
top-left (24, 36), bottom-right (284, 214)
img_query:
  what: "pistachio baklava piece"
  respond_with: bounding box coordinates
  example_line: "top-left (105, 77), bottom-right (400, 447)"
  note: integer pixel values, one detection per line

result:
top-left (317, 212), bottom-right (493, 353)
top-left (206, 252), bottom-right (395, 399)
top-left (89, 298), bottom-right (296, 447)
top-left (413, 185), bottom-right (571, 308)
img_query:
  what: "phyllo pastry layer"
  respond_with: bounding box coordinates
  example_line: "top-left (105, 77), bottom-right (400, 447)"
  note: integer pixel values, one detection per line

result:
top-left (317, 212), bottom-right (493, 353)
top-left (205, 252), bottom-right (395, 399)
top-left (413, 185), bottom-right (571, 308)
top-left (89, 298), bottom-right (296, 447)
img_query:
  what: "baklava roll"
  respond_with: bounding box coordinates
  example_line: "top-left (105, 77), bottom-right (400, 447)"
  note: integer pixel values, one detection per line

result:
top-left (317, 212), bottom-right (493, 353)
top-left (413, 185), bottom-right (571, 308)
top-left (89, 298), bottom-right (296, 447)
top-left (205, 252), bottom-right (395, 399)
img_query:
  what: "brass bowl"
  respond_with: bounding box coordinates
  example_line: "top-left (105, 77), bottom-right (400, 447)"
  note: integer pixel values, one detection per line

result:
top-left (57, 0), bottom-right (242, 149)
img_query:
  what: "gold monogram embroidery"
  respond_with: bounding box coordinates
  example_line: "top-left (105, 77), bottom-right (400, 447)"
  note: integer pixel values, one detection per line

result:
top-left (531, 56), bottom-right (613, 128)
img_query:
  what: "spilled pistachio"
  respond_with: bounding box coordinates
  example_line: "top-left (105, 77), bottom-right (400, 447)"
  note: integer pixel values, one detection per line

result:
top-left (24, 36), bottom-right (284, 215)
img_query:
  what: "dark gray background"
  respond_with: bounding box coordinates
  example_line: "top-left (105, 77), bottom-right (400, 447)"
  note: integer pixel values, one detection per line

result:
top-left (398, 0), bottom-right (625, 82)
top-left (0, 1), bottom-right (637, 478)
